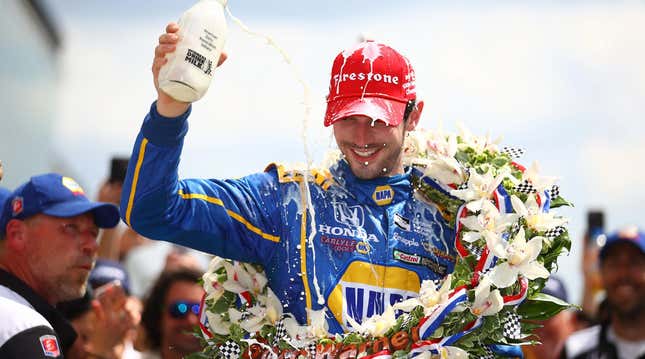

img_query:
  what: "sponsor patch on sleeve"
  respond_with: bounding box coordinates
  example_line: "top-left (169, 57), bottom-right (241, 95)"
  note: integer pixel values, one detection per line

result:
top-left (39, 335), bottom-right (61, 357)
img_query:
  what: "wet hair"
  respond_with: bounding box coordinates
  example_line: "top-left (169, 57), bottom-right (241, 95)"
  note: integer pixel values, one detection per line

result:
top-left (403, 100), bottom-right (417, 123)
top-left (140, 268), bottom-right (202, 350)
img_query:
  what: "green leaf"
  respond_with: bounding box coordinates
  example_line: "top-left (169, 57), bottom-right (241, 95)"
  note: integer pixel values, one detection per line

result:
top-left (342, 332), bottom-right (365, 345)
top-left (211, 291), bottom-right (236, 314)
top-left (550, 196), bottom-right (574, 208)
top-left (228, 323), bottom-right (246, 342)
top-left (517, 293), bottom-right (574, 320)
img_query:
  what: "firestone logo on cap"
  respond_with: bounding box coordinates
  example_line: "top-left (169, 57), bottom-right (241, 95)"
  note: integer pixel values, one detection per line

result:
top-left (12, 196), bottom-right (23, 217)
top-left (324, 41), bottom-right (417, 127)
top-left (329, 41), bottom-right (416, 101)
top-left (62, 176), bottom-right (85, 196)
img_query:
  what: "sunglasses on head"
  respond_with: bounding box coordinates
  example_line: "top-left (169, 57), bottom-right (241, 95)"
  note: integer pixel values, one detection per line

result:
top-left (167, 301), bottom-right (200, 318)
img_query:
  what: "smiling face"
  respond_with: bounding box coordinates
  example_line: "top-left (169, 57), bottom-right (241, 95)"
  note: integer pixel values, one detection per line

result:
top-left (333, 106), bottom-right (421, 180)
top-left (160, 280), bottom-right (204, 358)
top-left (601, 242), bottom-right (645, 319)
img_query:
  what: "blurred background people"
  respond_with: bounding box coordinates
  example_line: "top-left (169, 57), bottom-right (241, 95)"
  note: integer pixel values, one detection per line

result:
top-left (0, 173), bottom-right (119, 357)
top-left (564, 227), bottom-right (645, 359)
top-left (523, 276), bottom-right (578, 359)
top-left (58, 281), bottom-right (139, 359)
top-left (138, 268), bottom-right (205, 359)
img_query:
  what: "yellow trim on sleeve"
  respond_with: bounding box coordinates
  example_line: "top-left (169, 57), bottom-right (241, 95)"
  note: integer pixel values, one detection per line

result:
top-left (299, 183), bottom-right (313, 324)
top-left (177, 190), bottom-right (280, 243)
top-left (125, 138), bottom-right (148, 226)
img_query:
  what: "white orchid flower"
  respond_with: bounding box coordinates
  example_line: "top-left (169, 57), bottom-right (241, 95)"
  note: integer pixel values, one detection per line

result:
top-left (242, 263), bottom-right (268, 295)
top-left (281, 314), bottom-right (321, 349)
top-left (457, 123), bottom-right (501, 154)
top-left (206, 311), bottom-right (230, 335)
top-left (202, 257), bottom-right (226, 294)
top-left (255, 288), bottom-right (283, 324)
top-left (441, 346), bottom-right (470, 358)
top-left (394, 276), bottom-right (452, 316)
top-left (514, 161), bottom-right (558, 193)
top-left (510, 195), bottom-right (567, 232)
top-left (450, 168), bottom-right (508, 210)
top-left (470, 276), bottom-right (504, 317)
top-left (403, 130), bottom-right (429, 163)
top-left (428, 131), bottom-right (458, 158)
top-left (425, 154), bottom-right (466, 185)
top-left (346, 305), bottom-right (397, 337)
top-left (203, 280), bottom-right (225, 303)
top-left (221, 261), bottom-right (255, 294)
top-left (306, 309), bottom-right (329, 338)
top-left (239, 305), bottom-right (267, 333)
top-left (488, 228), bottom-right (550, 288)
top-left (459, 200), bottom-right (517, 243)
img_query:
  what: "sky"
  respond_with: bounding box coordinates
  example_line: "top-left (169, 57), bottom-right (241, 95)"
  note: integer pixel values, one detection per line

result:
top-left (36, 0), bottom-right (645, 305)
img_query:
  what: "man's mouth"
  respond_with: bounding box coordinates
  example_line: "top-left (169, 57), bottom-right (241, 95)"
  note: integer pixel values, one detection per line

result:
top-left (354, 148), bottom-right (378, 157)
top-left (350, 146), bottom-right (382, 161)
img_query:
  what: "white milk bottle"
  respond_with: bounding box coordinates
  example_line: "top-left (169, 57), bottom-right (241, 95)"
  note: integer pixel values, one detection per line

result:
top-left (158, 0), bottom-right (228, 102)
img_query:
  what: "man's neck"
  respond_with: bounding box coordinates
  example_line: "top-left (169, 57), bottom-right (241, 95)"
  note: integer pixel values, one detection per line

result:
top-left (0, 260), bottom-right (54, 304)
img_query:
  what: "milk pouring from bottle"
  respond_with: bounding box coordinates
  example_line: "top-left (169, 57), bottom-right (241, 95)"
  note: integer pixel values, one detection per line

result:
top-left (158, 0), bottom-right (228, 102)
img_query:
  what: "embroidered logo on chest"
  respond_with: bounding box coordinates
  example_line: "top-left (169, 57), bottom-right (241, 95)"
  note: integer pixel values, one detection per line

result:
top-left (372, 185), bottom-right (394, 206)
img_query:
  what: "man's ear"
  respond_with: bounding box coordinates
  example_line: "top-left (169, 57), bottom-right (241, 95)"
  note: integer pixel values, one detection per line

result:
top-left (405, 100), bottom-right (424, 132)
top-left (4, 219), bottom-right (28, 252)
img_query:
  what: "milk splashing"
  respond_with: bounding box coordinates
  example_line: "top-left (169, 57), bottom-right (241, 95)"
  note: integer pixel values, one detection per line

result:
top-left (334, 41), bottom-right (383, 100)
top-left (360, 42), bottom-right (382, 100)
top-left (227, 8), bottom-right (325, 305)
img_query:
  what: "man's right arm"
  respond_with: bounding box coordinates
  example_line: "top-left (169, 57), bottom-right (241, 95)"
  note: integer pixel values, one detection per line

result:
top-left (120, 102), bottom-right (282, 264)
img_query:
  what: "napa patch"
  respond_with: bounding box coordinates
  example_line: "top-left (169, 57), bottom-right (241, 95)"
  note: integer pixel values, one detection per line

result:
top-left (372, 185), bottom-right (394, 206)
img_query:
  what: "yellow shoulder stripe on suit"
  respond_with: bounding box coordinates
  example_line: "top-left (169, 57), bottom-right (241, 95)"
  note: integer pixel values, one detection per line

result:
top-left (125, 138), bottom-right (148, 226)
top-left (177, 189), bottom-right (280, 243)
top-left (266, 163), bottom-right (335, 191)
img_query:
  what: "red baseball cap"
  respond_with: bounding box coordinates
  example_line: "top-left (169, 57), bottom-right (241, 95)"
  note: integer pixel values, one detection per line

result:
top-left (324, 41), bottom-right (417, 127)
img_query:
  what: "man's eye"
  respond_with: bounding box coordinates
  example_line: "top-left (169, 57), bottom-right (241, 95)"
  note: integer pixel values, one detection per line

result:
top-left (61, 224), bottom-right (80, 236)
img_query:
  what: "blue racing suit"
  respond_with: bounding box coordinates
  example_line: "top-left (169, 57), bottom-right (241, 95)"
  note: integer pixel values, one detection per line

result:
top-left (121, 102), bottom-right (459, 334)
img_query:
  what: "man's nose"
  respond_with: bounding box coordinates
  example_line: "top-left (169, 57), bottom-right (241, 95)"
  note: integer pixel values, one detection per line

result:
top-left (80, 233), bottom-right (99, 255)
top-left (352, 118), bottom-right (376, 145)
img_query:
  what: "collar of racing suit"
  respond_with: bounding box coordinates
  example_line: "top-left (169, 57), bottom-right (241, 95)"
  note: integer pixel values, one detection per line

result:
top-left (329, 160), bottom-right (412, 206)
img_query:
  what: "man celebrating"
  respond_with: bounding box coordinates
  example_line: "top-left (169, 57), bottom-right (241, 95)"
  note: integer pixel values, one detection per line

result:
top-left (0, 174), bottom-right (120, 358)
top-left (565, 227), bottom-right (645, 358)
top-left (121, 23), bottom-right (457, 334)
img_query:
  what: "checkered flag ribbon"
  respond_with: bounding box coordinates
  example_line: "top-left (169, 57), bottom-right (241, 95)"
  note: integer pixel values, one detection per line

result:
top-left (481, 346), bottom-right (495, 359)
top-left (502, 312), bottom-right (522, 339)
top-left (307, 341), bottom-right (317, 357)
top-left (545, 226), bottom-right (566, 239)
top-left (549, 185), bottom-right (560, 198)
top-left (502, 146), bottom-right (525, 159)
top-left (464, 242), bottom-right (484, 259)
top-left (400, 313), bottom-right (414, 330)
top-left (514, 180), bottom-right (536, 194)
top-left (218, 340), bottom-right (241, 359)
top-left (456, 181), bottom-right (469, 190)
top-left (273, 318), bottom-right (288, 345)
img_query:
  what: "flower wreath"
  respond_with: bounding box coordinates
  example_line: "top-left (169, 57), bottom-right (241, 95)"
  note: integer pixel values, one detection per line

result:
top-left (190, 126), bottom-right (573, 359)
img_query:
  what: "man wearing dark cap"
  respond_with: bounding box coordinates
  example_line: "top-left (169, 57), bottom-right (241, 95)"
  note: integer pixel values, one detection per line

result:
top-left (0, 173), bottom-right (120, 358)
top-left (119, 22), bottom-right (468, 336)
top-left (565, 226), bottom-right (645, 359)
